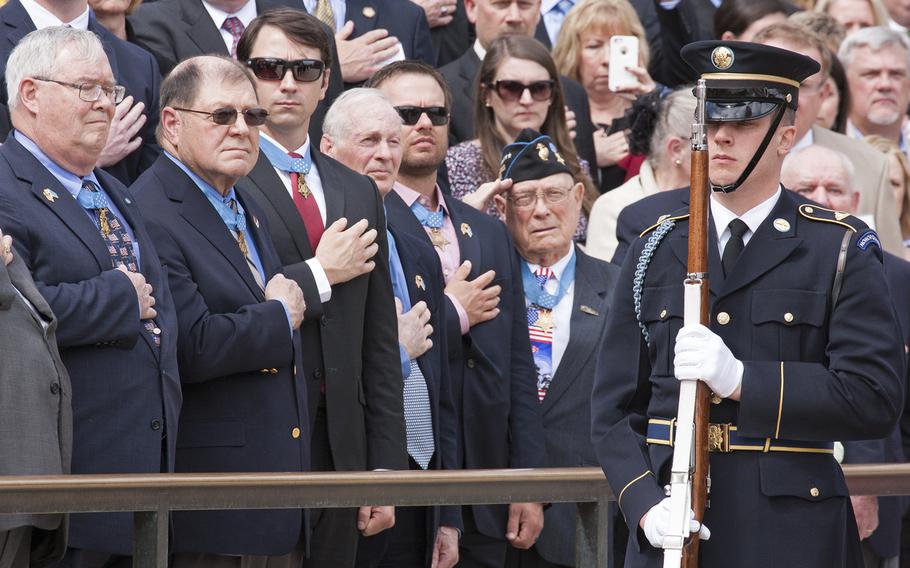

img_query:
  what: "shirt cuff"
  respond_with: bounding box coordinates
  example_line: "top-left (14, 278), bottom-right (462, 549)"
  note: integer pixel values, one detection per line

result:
top-left (305, 257), bottom-right (332, 303)
top-left (277, 299), bottom-right (294, 336)
top-left (445, 292), bottom-right (470, 335)
top-left (398, 344), bottom-right (411, 379)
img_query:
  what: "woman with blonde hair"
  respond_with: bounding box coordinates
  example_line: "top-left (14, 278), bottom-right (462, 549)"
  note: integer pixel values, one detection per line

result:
top-left (864, 135), bottom-right (910, 259)
top-left (446, 35), bottom-right (597, 240)
top-left (553, 0), bottom-right (655, 193)
top-left (815, 0), bottom-right (891, 34)
top-left (586, 87), bottom-right (696, 262)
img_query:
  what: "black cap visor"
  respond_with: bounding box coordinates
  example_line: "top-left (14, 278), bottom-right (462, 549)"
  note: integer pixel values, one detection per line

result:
top-left (706, 99), bottom-right (781, 122)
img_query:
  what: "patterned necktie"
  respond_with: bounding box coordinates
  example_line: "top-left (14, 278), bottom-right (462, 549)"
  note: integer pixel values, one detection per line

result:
top-left (78, 180), bottom-right (160, 347)
top-left (527, 267), bottom-right (556, 401)
top-left (222, 16), bottom-right (245, 58)
top-left (387, 231), bottom-right (435, 468)
top-left (722, 218), bottom-right (749, 277)
top-left (313, 0), bottom-right (336, 31)
top-left (227, 198), bottom-right (265, 290)
top-left (288, 151), bottom-right (325, 251)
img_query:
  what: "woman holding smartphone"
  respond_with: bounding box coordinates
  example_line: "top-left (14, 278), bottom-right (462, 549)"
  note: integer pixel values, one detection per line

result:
top-left (553, 0), bottom-right (655, 193)
top-left (445, 34), bottom-right (597, 241)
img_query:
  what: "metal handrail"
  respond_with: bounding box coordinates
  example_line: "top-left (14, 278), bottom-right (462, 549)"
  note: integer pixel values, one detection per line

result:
top-left (0, 464), bottom-right (905, 567)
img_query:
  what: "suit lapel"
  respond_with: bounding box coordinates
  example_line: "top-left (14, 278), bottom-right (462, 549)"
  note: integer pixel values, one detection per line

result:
top-left (311, 148), bottom-right (346, 225)
top-left (345, 0), bottom-right (379, 35)
top-left (2, 1), bottom-right (36, 49)
top-left (160, 158), bottom-right (265, 298)
top-left (241, 153), bottom-right (315, 259)
top-left (182, 0), bottom-right (230, 56)
top-left (716, 191), bottom-right (802, 299)
top-left (89, 16), bottom-right (120, 78)
top-left (458, 52), bottom-right (479, 101)
top-left (542, 250), bottom-right (606, 410)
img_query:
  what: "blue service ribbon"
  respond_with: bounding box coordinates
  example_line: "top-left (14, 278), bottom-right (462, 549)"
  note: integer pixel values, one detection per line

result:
top-left (409, 202), bottom-right (446, 229)
top-left (521, 251), bottom-right (576, 310)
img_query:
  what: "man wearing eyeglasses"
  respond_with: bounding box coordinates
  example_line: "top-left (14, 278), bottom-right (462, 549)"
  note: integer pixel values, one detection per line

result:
top-left (0, 27), bottom-right (181, 568)
top-left (368, 60), bottom-right (548, 568)
top-left (233, 11), bottom-right (407, 568)
top-left (130, 54), bottom-right (309, 567)
top-left (491, 129), bottom-right (618, 568)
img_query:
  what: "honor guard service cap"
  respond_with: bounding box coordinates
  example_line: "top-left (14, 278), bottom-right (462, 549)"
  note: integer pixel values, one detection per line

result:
top-left (680, 40), bottom-right (821, 122)
top-left (499, 128), bottom-right (573, 183)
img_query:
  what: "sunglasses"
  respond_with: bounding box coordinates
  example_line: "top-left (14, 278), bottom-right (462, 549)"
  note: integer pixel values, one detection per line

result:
top-left (172, 106), bottom-right (270, 126)
top-left (489, 80), bottom-right (555, 102)
top-left (394, 106), bottom-right (450, 126)
top-left (246, 58), bottom-right (325, 82)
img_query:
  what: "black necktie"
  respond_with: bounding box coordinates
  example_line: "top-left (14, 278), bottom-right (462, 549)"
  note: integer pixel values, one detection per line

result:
top-left (722, 218), bottom-right (749, 277)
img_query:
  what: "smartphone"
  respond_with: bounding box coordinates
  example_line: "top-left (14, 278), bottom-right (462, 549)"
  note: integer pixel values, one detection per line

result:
top-left (608, 35), bottom-right (640, 92)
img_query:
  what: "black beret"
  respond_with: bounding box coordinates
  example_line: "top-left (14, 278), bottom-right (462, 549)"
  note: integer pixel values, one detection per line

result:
top-left (680, 40), bottom-right (821, 121)
top-left (498, 129), bottom-right (573, 183)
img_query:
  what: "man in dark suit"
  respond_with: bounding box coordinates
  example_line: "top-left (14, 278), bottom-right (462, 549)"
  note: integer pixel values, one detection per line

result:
top-left (0, 229), bottom-right (71, 568)
top-left (304, 0), bottom-right (435, 86)
top-left (320, 87), bottom-right (462, 568)
top-left (233, 12), bottom-right (407, 568)
top-left (131, 55), bottom-right (309, 567)
top-left (491, 130), bottom-right (620, 568)
top-left (369, 60), bottom-right (548, 568)
top-left (440, 0), bottom-right (595, 173)
top-left (129, 0), bottom-right (343, 143)
top-left (0, 27), bottom-right (181, 567)
top-left (0, 0), bottom-right (161, 185)
top-left (416, 0), bottom-right (471, 67)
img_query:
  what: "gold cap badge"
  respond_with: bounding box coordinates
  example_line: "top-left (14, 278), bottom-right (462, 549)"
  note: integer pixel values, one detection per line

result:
top-left (711, 46), bottom-right (734, 70)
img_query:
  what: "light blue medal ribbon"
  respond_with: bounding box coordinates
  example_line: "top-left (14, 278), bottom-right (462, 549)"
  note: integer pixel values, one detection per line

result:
top-left (522, 251), bottom-right (576, 324)
top-left (409, 202), bottom-right (445, 228)
top-left (259, 136), bottom-right (312, 174)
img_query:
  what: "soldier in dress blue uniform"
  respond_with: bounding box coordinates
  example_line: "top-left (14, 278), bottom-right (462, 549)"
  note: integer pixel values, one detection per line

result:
top-left (591, 40), bottom-right (907, 568)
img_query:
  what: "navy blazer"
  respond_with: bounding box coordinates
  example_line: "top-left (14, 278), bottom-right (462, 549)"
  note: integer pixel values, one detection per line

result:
top-left (131, 154), bottom-right (309, 555)
top-left (438, 48), bottom-right (596, 182)
top-left (0, 1), bottom-right (161, 185)
top-left (385, 190), bottom-right (547, 539)
top-left (0, 135), bottom-right (181, 555)
top-left (342, 0), bottom-right (435, 88)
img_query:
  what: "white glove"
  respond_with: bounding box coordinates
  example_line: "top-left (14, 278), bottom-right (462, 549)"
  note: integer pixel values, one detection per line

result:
top-left (641, 497), bottom-right (711, 549)
top-left (674, 323), bottom-right (743, 399)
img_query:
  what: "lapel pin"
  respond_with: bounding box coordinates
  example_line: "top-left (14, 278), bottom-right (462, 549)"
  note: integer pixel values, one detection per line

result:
top-left (772, 218), bottom-right (790, 232)
top-left (461, 222), bottom-right (472, 237)
top-left (362, 5), bottom-right (376, 17)
top-left (834, 211), bottom-right (850, 221)
top-left (42, 188), bottom-right (59, 203)
top-left (252, 215), bottom-right (260, 228)
top-left (415, 274), bottom-right (425, 290)
top-left (124, 197), bottom-right (132, 205)
top-left (580, 305), bottom-right (599, 316)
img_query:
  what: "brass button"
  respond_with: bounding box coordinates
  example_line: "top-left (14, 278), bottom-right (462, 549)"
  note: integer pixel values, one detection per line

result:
top-left (659, 308), bottom-right (668, 320)
top-left (805, 206), bottom-right (815, 214)
top-left (716, 312), bottom-right (730, 325)
top-left (260, 368), bottom-right (270, 374)
top-left (466, 359), bottom-right (475, 369)
top-left (783, 312), bottom-right (794, 323)
top-left (809, 487), bottom-right (820, 497)
top-left (711, 394), bottom-right (722, 405)
top-left (291, 427), bottom-right (301, 439)
top-left (293, 365), bottom-right (297, 375)
top-left (271, 368), bottom-right (278, 374)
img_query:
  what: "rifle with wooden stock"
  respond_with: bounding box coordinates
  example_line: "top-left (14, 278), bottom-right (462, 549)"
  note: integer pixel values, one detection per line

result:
top-left (663, 79), bottom-right (711, 568)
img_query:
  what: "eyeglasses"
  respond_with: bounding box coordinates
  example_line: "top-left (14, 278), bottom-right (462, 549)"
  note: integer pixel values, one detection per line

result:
top-left (172, 106), bottom-right (270, 126)
top-left (246, 58), bottom-right (325, 82)
top-left (508, 186), bottom-right (573, 208)
top-left (33, 78), bottom-right (126, 104)
top-left (394, 106), bottom-right (449, 126)
top-left (489, 80), bottom-right (555, 103)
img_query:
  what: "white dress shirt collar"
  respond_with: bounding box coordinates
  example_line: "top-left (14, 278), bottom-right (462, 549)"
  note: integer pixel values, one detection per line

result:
top-left (711, 185), bottom-right (782, 253)
top-left (202, 0), bottom-right (257, 53)
top-left (473, 39), bottom-right (486, 62)
top-left (19, 0), bottom-right (89, 30)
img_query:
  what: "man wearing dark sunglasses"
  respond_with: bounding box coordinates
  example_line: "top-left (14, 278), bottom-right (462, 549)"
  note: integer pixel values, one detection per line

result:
top-left (133, 55), bottom-right (310, 568)
top-left (370, 60), bottom-right (548, 568)
top-left (439, 0), bottom-right (597, 176)
top-left (234, 12), bottom-right (407, 568)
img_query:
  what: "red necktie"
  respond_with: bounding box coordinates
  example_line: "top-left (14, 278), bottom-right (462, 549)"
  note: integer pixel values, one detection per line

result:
top-left (288, 152), bottom-right (325, 251)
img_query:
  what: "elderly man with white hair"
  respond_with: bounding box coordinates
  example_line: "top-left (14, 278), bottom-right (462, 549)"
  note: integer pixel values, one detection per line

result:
top-left (840, 26), bottom-right (910, 153)
top-left (320, 87), bottom-right (461, 568)
top-left (783, 143), bottom-right (910, 568)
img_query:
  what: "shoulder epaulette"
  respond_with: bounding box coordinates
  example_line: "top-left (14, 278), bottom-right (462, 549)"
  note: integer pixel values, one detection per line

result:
top-left (797, 204), bottom-right (860, 232)
top-left (639, 212), bottom-right (690, 238)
